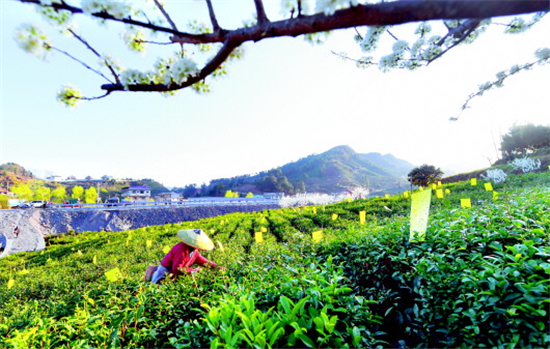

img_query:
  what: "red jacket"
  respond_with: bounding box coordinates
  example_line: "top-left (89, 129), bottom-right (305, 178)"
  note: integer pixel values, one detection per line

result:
top-left (160, 242), bottom-right (217, 276)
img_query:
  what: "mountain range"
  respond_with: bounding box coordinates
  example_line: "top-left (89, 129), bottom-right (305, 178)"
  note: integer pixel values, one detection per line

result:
top-left (183, 145), bottom-right (415, 196)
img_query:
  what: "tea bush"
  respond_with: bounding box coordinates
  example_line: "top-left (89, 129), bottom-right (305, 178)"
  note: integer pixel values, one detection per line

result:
top-left (0, 172), bottom-right (548, 348)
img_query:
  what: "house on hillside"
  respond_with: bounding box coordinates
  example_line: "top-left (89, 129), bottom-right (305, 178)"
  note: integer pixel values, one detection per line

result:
top-left (121, 185), bottom-right (151, 202)
top-left (154, 192), bottom-right (182, 202)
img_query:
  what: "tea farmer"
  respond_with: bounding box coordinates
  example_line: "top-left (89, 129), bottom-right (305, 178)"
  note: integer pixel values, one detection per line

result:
top-left (150, 229), bottom-right (221, 284)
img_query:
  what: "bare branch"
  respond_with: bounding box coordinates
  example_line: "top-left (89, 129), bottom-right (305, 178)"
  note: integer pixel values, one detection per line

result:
top-left (48, 46), bottom-right (114, 84)
top-left (153, 0), bottom-right (178, 32)
top-left (253, 0), bottom-right (269, 24)
top-left (205, 0), bottom-right (221, 33)
top-left (67, 29), bottom-right (120, 84)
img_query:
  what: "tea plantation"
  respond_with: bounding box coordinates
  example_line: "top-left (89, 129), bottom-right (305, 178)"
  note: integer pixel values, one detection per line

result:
top-left (1, 172), bottom-right (548, 348)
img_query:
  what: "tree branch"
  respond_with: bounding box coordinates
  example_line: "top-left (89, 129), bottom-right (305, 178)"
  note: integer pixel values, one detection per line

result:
top-left (49, 46), bottom-right (114, 84)
top-left (67, 29), bottom-right (120, 84)
top-left (18, 0), bottom-right (548, 96)
top-left (100, 39), bottom-right (240, 93)
top-left (153, 0), bottom-right (179, 32)
top-left (205, 0), bottom-right (221, 33)
top-left (452, 57), bottom-right (547, 121)
top-left (18, 0), bottom-right (548, 46)
top-left (253, 0), bottom-right (269, 24)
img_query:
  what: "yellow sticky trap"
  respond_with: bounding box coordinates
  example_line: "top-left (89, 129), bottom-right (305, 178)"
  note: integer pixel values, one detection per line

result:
top-left (436, 189), bottom-right (444, 199)
top-left (217, 241), bottom-right (224, 251)
top-left (312, 230), bottom-right (324, 242)
top-left (105, 267), bottom-right (122, 282)
top-left (492, 191), bottom-right (499, 200)
top-left (7, 278), bottom-right (15, 289)
top-left (359, 211), bottom-right (366, 224)
top-left (437, 181), bottom-right (442, 186)
top-left (410, 189), bottom-right (432, 242)
top-left (312, 207), bottom-right (317, 214)
top-left (461, 198), bottom-right (471, 208)
top-left (403, 191), bottom-right (409, 198)
top-left (163, 246), bottom-right (171, 254)
top-left (385, 194), bottom-right (390, 198)
top-left (431, 184), bottom-right (437, 190)
top-left (126, 239), bottom-right (130, 246)
top-left (347, 197), bottom-right (352, 202)
top-left (331, 214), bottom-right (338, 221)
top-left (93, 255), bottom-right (97, 265)
top-left (470, 178), bottom-right (477, 186)
top-left (445, 189), bottom-right (451, 194)
top-left (146, 240), bottom-right (152, 248)
top-left (255, 232), bottom-right (264, 243)
top-left (484, 183), bottom-right (493, 191)
top-left (260, 227), bottom-right (267, 233)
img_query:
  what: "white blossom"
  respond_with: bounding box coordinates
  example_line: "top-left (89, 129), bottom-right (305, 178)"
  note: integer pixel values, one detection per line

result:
top-left (482, 169), bottom-right (507, 184)
top-left (422, 44), bottom-right (442, 60)
top-left (360, 26), bottom-right (386, 52)
top-left (392, 40), bottom-right (409, 54)
top-left (122, 30), bottom-right (146, 53)
top-left (14, 24), bottom-right (51, 60)
top-left (57, 85), bottom-right (82, 107)
top-left (280, 186), bottom-right (370, 207)
top-left (508, 157), bottom-right (541, 173)
top-left (120, 69), bottom-right (150, 90)
top-left (410, 38), bottom-right (425, 56)
top-left (81, 0), bottom-right (131, 20)
top-left (505, 17), bottom-right (527, 34)
top-left (98, 54), bottom-right (122, 72)
top-left (509, 64), bottom-right (521, 74)
top-left (161, 57), bottom-right (199, 86)
top-left (414, 22), bottom-right (431, 36)
top-left (535, 47), bottom-right (550, 61)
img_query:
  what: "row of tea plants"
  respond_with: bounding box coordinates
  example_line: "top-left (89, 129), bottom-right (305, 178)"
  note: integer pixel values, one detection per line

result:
top-left (0, 172), bottom-right (548, 348)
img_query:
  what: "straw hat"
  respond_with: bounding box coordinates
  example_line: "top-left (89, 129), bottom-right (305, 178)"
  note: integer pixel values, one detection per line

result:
top-left (176, 229), bottom-right (214, 251)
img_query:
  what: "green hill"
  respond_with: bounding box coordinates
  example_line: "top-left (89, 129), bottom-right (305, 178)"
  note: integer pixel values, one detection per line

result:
top-left (1, 170), bottom-right (548, 348)
top-left (195, 145), bottom-right (414, 196)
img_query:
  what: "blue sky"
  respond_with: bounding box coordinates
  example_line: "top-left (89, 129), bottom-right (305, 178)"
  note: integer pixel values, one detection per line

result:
top-left (1, 1), bottom-right (549, 188)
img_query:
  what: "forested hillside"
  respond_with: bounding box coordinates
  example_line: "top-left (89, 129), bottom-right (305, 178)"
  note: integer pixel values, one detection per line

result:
top-left (179, 145), bottom-right (414, 196)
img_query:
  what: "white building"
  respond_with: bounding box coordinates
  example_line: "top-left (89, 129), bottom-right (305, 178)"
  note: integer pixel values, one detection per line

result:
top-left (121, 185), bottom-right (151, 201)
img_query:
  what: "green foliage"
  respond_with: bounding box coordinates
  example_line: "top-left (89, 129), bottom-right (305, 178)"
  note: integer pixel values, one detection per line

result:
top-left (71, 185), bottom-right (84, 200)
top-left (84, 187), bottom-right (98, 204)
top-left (51, 186), bottom-right (67, 203)
top-left (408, 164), bottom-right (443, 187)
top-left (224, 190), bottom-right (239, 198)
top-left (500, 124), bottom-right (550, 159)
top-left (10, 183), bottom-right (33, 201)
top-left (0, 194), bottom-right (8, 209)
top-left (1, 172), bottom-right (548, 348)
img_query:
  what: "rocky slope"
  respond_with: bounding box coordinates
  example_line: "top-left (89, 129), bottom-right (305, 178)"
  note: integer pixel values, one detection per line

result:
top-left (0, 204), bottom-right (279, 258)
